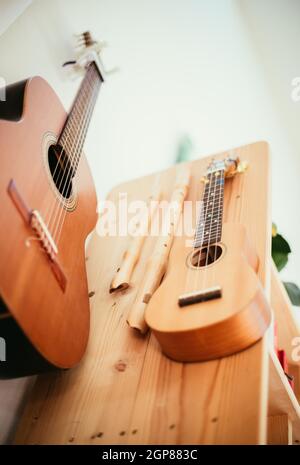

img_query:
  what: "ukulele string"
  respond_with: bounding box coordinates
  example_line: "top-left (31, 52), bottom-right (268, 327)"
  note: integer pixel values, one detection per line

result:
top-left (212, 167), bottom-right (224, 288)
top-left (52, 66), bottom-right (100, 243)
top-left (201, 164), bottom-right (218, 292)
top-left (192, 161), bottom-right (215, 293)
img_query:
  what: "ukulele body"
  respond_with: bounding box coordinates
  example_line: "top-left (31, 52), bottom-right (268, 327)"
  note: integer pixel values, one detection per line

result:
top-left (145, 222), bottom-right (271, 362)
top-left (0, 77), bottom-right (97, 377)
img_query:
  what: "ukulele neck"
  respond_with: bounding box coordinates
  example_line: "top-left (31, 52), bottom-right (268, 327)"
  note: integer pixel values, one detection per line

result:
top-left (194, 168), bottom-right (225, 248)
top-left (58, 61), bottom-right (103, 173)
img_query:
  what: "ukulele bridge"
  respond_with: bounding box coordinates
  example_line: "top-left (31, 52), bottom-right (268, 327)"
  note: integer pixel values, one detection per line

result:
top-left (178, 286), bottom-right (222, 307)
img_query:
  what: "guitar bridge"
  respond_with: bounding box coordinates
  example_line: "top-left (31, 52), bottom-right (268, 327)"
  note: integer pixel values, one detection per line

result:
top-left (7, 179), bottom-right (67, 291)
top-left (178, 286), bottom-right (222, 307)
top-left (30, 209), bottom-right (58, 260)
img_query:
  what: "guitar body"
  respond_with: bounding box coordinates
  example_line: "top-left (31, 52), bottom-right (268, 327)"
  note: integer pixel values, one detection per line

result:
top-left (0, 77), bottom-right (97, 377)
top-left (145, 222), bottom-right (271, 362)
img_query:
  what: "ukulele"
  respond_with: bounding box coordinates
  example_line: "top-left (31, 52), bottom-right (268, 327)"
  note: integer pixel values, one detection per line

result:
top-left (0, 32), bottom-right (105, 377)
top-left (145, 156), bottom-right (271, 362)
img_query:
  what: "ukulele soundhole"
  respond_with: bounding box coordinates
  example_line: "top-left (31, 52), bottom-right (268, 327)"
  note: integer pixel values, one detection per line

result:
top-left (189, 244), bottom-right (223, 268)
top-left (48, 144), bottom-right (74, 199)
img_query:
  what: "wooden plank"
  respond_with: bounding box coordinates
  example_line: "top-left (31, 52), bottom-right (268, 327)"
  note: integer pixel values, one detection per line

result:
top-left (271, 261), bottom-right (300, 364)
top-left (268, 349), bottom-right (300, 444)
top-left (289, 364), bottom-right (300, 403)
top-left (268, 414), bottom-right (292, 445)
top-left (14, 142), bottom-right (271, 444)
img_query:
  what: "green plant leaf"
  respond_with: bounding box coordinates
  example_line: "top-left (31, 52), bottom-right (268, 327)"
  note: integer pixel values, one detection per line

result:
top-left (272, 252), bottom-right (289, 272)
top-left (283, 282), bottom-right (300, 306)
top-left (271, 233), bottom-right (291, 271)
top-left (272, 233), bottom-right (291, 254)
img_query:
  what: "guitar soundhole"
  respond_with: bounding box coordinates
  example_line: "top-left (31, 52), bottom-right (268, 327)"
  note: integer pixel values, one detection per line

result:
top-left (190, 245), bottom-right (223, 268)
top-left (48, 144), bottom-right (74, 199)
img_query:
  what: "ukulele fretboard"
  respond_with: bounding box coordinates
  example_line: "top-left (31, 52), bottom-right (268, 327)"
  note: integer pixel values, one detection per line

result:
top-left (194, 169), bottom-right (225, 248)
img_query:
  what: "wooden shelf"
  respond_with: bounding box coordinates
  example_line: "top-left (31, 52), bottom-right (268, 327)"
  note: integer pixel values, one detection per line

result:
top-left (13, 143), bottom-right (272, 445)
top-left (271, 261), bottom-right (300, 364)
top-left (269, 261), bottom-right (300, 444)
top-left (11, 142), bottom-right (300, 445)
top-left (268, 348), bottom-right (300, 444)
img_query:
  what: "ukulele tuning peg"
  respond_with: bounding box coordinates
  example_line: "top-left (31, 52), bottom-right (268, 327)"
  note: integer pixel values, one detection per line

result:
top-left (237, 160), bottom-right (249, 173)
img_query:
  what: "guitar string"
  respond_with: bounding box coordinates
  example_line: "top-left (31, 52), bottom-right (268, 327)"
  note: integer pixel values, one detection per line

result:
top-left (54, 73), bottom-right (100, 244)
top-left (49, 65), bottom-right (96, 238)
top-left (51, 65), bottom-right (99, 242)
top-left (49, 64), bottom-right (99, 243)
top-left (44, 63), bottom-right (95, 234)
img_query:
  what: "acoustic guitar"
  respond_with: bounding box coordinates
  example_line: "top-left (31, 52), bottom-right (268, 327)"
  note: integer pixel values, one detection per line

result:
top-left (0, 32), bottom-right (104, 377)
top-left (145, 157), bottom-right (271, 362)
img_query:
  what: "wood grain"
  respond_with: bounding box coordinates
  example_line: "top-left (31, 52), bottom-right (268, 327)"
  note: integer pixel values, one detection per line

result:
top-left (271, 261), bottom-right (300, 364)
top-left (268, 414), bottom-right (292, 445)
top-left (14, 141), bottom-right (271, 444)
top-left (268, 348), bottom-right (300, 443)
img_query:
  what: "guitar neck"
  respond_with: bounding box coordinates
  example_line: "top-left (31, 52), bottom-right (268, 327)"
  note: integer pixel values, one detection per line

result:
top-left (194, 169), bottom-right (225, 248)
top-left (58, 61), bottom-right (103, 172)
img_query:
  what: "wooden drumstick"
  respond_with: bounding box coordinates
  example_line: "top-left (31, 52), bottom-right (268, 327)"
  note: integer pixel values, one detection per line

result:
top-left (127, 164), bottom-right (191, 333)
top-left (110, 175), bottom-right (161, 293)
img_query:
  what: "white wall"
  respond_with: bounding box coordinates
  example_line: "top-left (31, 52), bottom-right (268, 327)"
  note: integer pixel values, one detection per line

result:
top-left (0, 0), bottom-right (299, 443)
top-left (0, 0), bottom-right (31, 36)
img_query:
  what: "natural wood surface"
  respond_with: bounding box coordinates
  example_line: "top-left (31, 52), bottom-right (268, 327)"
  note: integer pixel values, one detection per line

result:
top-left (14, 141), bottom-right (271, 444)
top-left (268, 414), bottom-right (292, 445)
top-left (289, 364), bottom-right (300, 403)
top-left (110, 173), bottom-right (161, 294)
top-left (268, 348), bottom-right (300, 443)
top-left (271, 261), bottom-right (300, 364)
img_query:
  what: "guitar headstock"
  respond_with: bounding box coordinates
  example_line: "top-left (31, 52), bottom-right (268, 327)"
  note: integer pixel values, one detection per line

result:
top-left (63, 31), bottom-right (118, 80)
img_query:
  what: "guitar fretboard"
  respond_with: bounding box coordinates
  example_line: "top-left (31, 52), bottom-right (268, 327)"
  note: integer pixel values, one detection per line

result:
top-left (194, 169), bottom-right (225, 248)
top-left (58, 62), bottom-right (103, 174)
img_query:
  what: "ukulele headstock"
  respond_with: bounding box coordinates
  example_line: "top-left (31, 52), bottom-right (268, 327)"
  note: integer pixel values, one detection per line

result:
top-left (63, 31), bottom-right (118, 80)
top-left (205, 155), bottom-right (248, 180)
